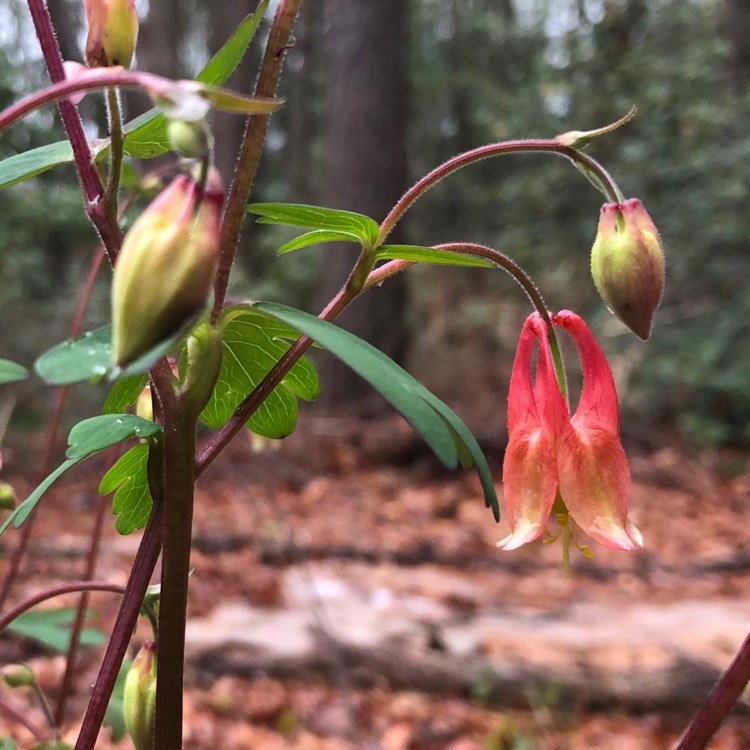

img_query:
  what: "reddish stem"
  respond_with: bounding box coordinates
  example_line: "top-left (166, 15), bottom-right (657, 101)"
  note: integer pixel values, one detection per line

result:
top-left (211, 0), bottom-right (301, 323)
top-left (0, 581), bottom-right (126, 634)
top-left (0, 248), bottom-right (105, 611)
top-left (675, 631), bottom-right (750, 750)
top-left (0, 693), bottom-right (47, 741)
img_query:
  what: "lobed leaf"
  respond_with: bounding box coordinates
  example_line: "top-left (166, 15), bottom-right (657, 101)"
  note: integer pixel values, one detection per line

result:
top-left (102, 374), bottom-right (149, 414)
top-left (35, 326), bottom-right (112, 385)
top-left (248, 203), bottom-right (380, 247)
top-left (100, 443), bottom-right (152, 534)
top-left (0, 415), bottom-right (161, 534)
top-left (200, 307), bottom-right (319, 439)
top-left (254, 301), bottom-right (499, 519)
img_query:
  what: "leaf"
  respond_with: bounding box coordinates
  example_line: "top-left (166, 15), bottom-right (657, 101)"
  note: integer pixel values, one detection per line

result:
top-left (254, 302), bottom-right (499, 519)
top-left (276, 229), bottom-right (364, 254)
top-left (0, 141), bottom-right (74, 189)
top-left (1, 415), bottom-right (161, 534)
top-left (376, 244), bottom-right (494, 268)
top-left (248, 203), bottom-right (380, 247)
top-left (0, 737), bottom-right (18, 750)
top-left (7, 608), bottom-right (106, 653)
top-left (0, 359), bottom-right (28, 384)
top-left (35, 326), bottom-right (112, 385)
top-left (0, 4), bottom-right (269, 183)
top-left (200, 307), bottom-right (319, 439)
top-left (66, 414), bottom-right (161, 459)
top-left (100, 443), bottom-right (152, 534)
top-left (102, 374), bottom-right (148, 414)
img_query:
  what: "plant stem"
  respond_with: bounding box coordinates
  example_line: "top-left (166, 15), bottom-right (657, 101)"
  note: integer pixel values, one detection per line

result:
top-left (54, 447), bottom-right (117, 727)
top-left (0, 582), bottom-right (126, 634)
top-left (376, 140), bottom-right (624, 246)
top-left (74, 504), bottom-right (164, 750)
top-left (0, 248), bottom-right (105, 611)
top-left (152, 390), bottom-right (196, 749)
top-left (25, 0), bottom-right (124, 263)
top-left (0, 693), bottom-right (47, 741)
top-left (104, 88), bottom-right (124, 223)
top-left (675, 631), bottom-right (750, 750)
top-left (211, 0), bottom-right (301, 324)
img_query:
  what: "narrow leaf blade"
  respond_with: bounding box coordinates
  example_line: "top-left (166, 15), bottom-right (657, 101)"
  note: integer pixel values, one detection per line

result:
top-left (376, 244), bottom-right (494, 268)
top-left (248, 203), bottom-right (379, 246)
top-left (277, 229), bottom-right (362, 255)
top-left (0, 141), bottom-right (74, 189)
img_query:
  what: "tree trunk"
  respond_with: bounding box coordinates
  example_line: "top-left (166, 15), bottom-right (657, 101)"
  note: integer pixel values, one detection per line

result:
top-left (317, 0), bottom-right (409, 406)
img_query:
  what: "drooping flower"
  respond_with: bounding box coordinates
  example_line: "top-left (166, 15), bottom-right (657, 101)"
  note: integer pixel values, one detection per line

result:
top-left (498, 311), bottom-right (642, 551)
top-left (590, 198), bottom-right (665, 341)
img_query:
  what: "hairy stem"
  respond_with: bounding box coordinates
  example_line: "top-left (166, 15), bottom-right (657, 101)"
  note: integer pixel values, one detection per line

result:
top-left (211, 0), bottom-right (301, 323)
top-left (104, 88), bottom-right (124, 222)
top-left (376, 140), bottom-right (623, 246)
top-left (675, 631), bottom-right (750, 750)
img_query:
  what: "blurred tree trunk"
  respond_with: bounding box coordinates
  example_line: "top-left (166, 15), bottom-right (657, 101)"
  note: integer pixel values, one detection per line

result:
top-left (317, 0), bottom-right (409, 406)
top-left (723, 0), bottom-right (750, 91)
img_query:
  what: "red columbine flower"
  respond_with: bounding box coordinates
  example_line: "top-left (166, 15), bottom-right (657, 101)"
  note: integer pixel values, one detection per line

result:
top-left (498, 311), bottom-right (642, 551)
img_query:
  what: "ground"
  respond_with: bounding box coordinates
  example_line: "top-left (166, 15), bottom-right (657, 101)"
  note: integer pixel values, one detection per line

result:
top-left (2, 411), bottom-right (750, 749)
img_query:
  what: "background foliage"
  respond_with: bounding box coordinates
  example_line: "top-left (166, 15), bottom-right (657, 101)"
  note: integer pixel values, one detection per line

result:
top-left (2, 0), bottom-right (748, 446)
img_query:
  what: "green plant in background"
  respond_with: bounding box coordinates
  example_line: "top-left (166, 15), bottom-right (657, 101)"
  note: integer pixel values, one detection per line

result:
top-left (0, 1), bottom-right (741, 749)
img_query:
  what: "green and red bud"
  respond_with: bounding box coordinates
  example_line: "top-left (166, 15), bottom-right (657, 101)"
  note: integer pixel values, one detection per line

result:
top-left (123, 641), bottom-right (157, 750)
top-left (111, 171), bottom-right (223, 369)
top-left (590, 199), bottom-right (665, 340)
top-left (85, 0), bottom-right (138, 69)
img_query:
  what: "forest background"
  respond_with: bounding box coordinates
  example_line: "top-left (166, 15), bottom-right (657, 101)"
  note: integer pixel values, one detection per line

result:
top-left (2, 0), bottom-right (749, 450)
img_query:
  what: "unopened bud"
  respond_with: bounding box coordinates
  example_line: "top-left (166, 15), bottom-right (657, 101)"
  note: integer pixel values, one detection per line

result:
top-left (0, 481), bottom-right (16, 510)
top-left (135, 385), bottom-right (153, 422)
top-left (590, 198), bottom-right (665, 340)
top-left (3, 664), bottom-right (35, 688)
top-left (111, 172), bottom-right (223, 369)
top-left (85, 0), bottom-right (139, 69)
top-left (123, 641), bottom-right (157, 750)
top-left (167, 119), bottom-right (210, 159)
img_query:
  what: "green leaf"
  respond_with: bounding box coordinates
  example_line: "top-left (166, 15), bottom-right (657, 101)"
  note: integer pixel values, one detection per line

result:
top-left (248, 203), bottom-right (380, 247)
top-left (66, 414), bottom-right (161, 459)
top-left (0, 737), bottom-right (18, 750)
top-left (7, 608), bottom-right (106, 653)
top-left (102, 374), bottom-right (149, 414)
top-left (0, 359), bottom-right (28, 384)
top-left (1, 415), bottom-right (161, 534)
top-left (100, 443), bottom-right (153, 534)
top-left (276, 229), bottom-right (363, 254)
top-left (0, 141), bottom-right (74, 189)
top-left (35, 326), bottom-right (112, 385)
top-left (376, 244), bottom-right (494, 268)
top-left (0, 3), bottom-right (269, 184)
top-left (200, 307), bottom-right (319, 439)
top-left (254, 302), bottom-right (499, 519)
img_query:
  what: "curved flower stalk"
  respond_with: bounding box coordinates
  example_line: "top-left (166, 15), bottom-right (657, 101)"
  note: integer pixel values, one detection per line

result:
top-left (499, 311), bottom-right (642, 552)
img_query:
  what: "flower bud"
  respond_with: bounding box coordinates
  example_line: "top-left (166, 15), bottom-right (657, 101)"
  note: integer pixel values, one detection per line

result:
top-left (111, 172), bottom-right (223, 369)
top-left (590, 199), bottom-right (665, 340)
top-left (3, 664), bottom-right (35, 688)
top-left (85, 0), bottom-right (139, 69)
top-left (0, 481), bottom-right (16, 510)
top-left (123, 641), bottom-right (157, 750)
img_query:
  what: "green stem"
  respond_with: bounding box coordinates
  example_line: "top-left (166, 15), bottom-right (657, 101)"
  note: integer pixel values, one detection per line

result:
top-left (104, 88), bottom-right (123, 223)
top-left (377, 139), bottom-right (624, 246)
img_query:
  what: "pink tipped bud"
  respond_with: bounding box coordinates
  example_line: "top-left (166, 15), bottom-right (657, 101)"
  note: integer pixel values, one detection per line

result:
top-left (590, 199), bottom-right (665, 340)
top-left (123, 642), bottom-right (157, 750)
top-left (85, 0), bottom-right (139, 69)
top-left (112, 172), bottom-right (223, 368)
